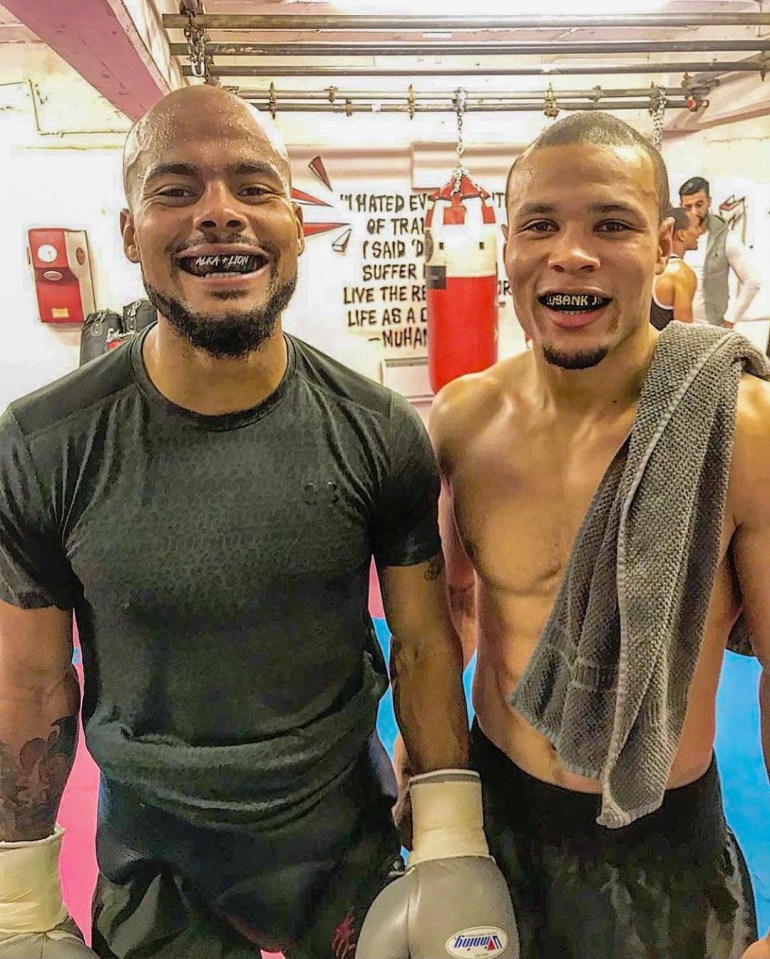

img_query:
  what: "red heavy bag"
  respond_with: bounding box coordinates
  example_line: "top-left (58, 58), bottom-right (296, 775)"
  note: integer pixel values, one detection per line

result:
top-left (425, 171), bottom-right (498, 393)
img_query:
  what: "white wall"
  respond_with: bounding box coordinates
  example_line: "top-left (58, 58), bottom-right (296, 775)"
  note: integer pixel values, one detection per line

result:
top-left (0, 44), bottom-right (136, 411)
top-left (0, 123), bottom-right (143, 411)
top-left (0, 140), bottom-right (144, 408)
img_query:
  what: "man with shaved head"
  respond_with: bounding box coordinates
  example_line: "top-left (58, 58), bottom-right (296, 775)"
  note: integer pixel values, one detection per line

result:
top-left (120, 87), bottom-right (296, 361)
top-left (0, 85), bottom-right (519, 958)
top-left (432, 112), bottom-right (770, 957)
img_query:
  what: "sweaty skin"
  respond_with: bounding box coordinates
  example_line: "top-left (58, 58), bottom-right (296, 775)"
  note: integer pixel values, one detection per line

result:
top-left (431, 142), bottom-right (770, 798)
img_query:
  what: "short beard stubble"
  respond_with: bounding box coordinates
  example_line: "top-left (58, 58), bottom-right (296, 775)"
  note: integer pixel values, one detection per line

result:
top-left (144, 272), bottom-right (297, 358)
top-left (542, 344), bottom-right (610, 370)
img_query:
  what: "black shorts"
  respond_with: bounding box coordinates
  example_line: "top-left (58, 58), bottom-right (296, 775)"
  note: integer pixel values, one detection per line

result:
top-left (471, 721), bottom-right (757, 959)
top-left (91, 735), bottom-right (402, 959)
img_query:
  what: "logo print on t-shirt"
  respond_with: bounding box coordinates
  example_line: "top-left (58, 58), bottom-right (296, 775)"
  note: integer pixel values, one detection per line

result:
top-left (331, 909), bottom-right (357, 959)
top-left (304, 481), bottom-right (339, 506)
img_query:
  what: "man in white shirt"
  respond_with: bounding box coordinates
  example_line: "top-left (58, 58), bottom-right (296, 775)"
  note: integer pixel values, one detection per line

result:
top-left (679, 176), bottom-right (761, 328)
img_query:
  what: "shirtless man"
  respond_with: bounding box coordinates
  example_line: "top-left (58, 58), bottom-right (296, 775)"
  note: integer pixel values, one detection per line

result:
top-left (650, 206), bottom-right (699, 329)
top-left (430, 112), bottom-right (770, 958)
top-left (678, 176), bottom-right (761, 329)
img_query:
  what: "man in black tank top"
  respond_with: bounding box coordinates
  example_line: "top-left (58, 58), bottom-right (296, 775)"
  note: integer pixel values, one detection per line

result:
top-left (651, 207), bottom-right (699, 329)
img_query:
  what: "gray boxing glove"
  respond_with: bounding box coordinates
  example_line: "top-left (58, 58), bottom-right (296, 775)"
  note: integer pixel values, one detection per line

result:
top-left (0, 826), bottom-right (98, 957)
top-left (357, 770), bottom-right (519, 959)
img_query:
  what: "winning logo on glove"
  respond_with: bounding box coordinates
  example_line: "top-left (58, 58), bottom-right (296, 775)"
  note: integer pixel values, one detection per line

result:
top-left (446, 927), bottom-right (508, 958)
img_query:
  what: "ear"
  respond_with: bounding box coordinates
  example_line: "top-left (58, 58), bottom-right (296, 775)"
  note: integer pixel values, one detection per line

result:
top-left (293, 204), bottom-right (305, 257)
top-left (501, 221), bottom-right (509, 260)
top-left (655, 216), bottom-right (674, 276)
top-left (120, 209), bottom-right (140, 264)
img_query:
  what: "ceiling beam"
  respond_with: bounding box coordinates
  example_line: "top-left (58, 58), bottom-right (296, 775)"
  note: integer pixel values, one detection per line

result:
top-left (162, 13), bottom-right (770, 31)
top-left (242, 85), bottom-right (711, 101)
top-left (244, 99), bottom-right (691, 114)
top-left (2, 0), bottom-right (179, 121)
top-left (186, 60), bottom-right (767, 79)
top-left (171, 39), bottom-right (770, 58)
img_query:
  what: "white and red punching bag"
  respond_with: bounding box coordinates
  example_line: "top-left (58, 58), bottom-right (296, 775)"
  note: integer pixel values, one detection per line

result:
top-left (424, 171), bottom-right (498, 393)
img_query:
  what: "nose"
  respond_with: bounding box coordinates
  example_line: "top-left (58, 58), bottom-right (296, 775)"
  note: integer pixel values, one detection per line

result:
top-left (193, 181), bottom-right (248, 234)
top-left (547, 225), bottom-right (600, 274)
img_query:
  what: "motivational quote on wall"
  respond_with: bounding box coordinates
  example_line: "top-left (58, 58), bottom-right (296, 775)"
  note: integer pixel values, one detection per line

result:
top-left (336, 190), bottom-right (512, 357)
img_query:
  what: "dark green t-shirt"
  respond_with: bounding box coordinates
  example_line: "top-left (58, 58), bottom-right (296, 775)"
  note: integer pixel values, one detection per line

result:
top-left (0, 329), bottom-right (440, 830)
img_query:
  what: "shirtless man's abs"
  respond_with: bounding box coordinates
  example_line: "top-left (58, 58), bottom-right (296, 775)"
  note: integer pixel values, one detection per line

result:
top-left (434, 352), bottom-right (740, 795)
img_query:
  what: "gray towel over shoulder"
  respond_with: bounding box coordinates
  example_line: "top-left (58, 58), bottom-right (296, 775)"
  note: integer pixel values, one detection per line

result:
top-left (509, 323), bottom-right (769, 828)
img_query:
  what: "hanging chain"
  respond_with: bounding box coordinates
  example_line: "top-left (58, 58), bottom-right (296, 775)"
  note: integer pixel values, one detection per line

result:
top-left (181, 2), bottom-right (216, 84)
top-left (454, 87), bottom-right (466, 163)
top-left (544, 83), bottom-right (559, 119)
top-left (407, 84), bottom-right (415, 120)
top-left (268, 82), bottom-right (277, 119)
top-left (650, 84), bottom-right (667, 151)
top-left (452, 87), bottom-right (468, 192)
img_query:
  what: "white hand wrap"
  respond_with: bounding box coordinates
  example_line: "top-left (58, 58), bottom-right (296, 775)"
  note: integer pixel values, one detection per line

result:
top-left (0, 825), bottom-right (68, 934)
top-left (408, 769), bottom-right (490, 867)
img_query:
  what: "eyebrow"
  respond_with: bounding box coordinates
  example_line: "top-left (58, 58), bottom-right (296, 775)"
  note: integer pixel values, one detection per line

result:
top-left (589, 202), bottom-right (643, 216)
top-left (229, 161), bottom-right (286, 185)
top-left (145, 162), bottom-right (198, 182)
top-left (145, 160), bottom-right (287, 188)
top-left (514, 201), bottom-right (643, 218)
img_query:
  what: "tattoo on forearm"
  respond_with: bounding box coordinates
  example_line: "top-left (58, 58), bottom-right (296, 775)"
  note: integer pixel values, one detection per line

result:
top-left (424, 553), bottom-right (445, 581)
top-left (0, 715), bottom-right (77, 841)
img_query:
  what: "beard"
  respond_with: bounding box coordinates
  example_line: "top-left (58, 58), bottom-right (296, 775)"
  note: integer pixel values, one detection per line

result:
top-left (143, 272), bottom-right (297, 358)
top-left (542, 343), bottom-right (610, 370)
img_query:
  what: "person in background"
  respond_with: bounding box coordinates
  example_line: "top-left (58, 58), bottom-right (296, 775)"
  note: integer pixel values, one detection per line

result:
top-left (650, 206), bottom-right (699, 329)
top-left (679, 176), bottom-right (761, 328)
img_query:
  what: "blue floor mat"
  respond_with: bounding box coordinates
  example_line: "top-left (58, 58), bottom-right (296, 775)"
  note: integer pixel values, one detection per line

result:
top-left (715, 651), bottom-right (770, 931)
top-left (373, 620), bottom-right (770, 932)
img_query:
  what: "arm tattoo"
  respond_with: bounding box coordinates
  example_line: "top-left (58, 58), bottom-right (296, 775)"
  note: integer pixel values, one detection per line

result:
top-left (424, 552), bottom-right (445, 581)
top-left (0, 715), bottom-right (78, 841)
